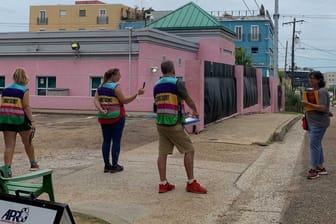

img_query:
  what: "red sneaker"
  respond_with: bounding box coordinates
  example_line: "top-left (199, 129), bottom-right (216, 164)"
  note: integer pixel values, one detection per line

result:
top-left (307, 169), bottom-right (319, 179)
top-left (186, 180), bottom-right (207, 194)
top-left (159, 182), bottom-right (175, 193)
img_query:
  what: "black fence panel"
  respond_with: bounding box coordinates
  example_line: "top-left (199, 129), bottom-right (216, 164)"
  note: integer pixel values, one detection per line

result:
top-left (277, 85), bottom-right (282, 111)
top-left (204, 61), bottom-right (236, 124)
top-left (243, 67), bottom-right (258, 108)
top-left (262, 77), bottom-right (271, 108)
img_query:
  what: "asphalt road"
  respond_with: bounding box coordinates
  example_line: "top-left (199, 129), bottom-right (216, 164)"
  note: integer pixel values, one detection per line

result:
top-left (280, 107), bottom-right (336, 224)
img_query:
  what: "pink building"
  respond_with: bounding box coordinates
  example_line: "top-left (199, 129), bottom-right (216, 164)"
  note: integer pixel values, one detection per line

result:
top-left (0, 2), bottom-right (280, 130)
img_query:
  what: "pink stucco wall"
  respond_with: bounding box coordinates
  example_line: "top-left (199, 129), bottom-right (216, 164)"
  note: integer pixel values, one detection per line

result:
top-left (134, 42), bottom-right (198, 112)
top-left (184, 59), bottom-right (204, 132)
top-left (0, 59), bottom-right (141, 110)
top-left (0, 42), bottom-right (200, 112)
top-left (198, 38), bottom-right (235, 64)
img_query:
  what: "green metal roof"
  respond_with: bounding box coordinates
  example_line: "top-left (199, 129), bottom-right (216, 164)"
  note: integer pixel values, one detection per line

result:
top-left (147, 2), bottom-right (228, 31)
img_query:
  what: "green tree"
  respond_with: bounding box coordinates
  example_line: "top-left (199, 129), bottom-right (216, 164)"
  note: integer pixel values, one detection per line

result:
top-left (235, 47), bottom-right (252, 66)
top-left (278, 70), bottom-right (284, 85)
top-left (285, 85), bottom-right (303, 113)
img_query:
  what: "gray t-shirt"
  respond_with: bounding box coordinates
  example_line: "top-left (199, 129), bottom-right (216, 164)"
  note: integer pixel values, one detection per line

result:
top-left (307, 87), bottom-right (330, 128)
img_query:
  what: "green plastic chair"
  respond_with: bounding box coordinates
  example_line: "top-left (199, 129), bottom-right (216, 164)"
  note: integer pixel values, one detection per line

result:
top-left (0, 165), bottom-right (55, 202)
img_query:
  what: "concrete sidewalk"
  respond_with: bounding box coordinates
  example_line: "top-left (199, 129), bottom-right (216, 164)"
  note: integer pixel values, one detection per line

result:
top-left (52, 112), bottom-right (303, 224)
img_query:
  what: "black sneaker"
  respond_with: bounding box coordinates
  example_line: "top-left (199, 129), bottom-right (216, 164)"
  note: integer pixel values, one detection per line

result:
top-left (307, 169), bottom-right (319, 179)
top-left (110, 164), bottom-right (124, 173)
top-left (104, 164), bottom-right (113, 173)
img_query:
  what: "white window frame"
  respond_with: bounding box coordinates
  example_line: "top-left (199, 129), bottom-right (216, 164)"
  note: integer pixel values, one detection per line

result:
top-left (235, 26), bottom-right (243, 41)
top-left (251, 25), bottom-right (259, 41)
top-left (59, 10), bottom-right (67, 18)
top-left (0, 76), bottom-right (5, 94)
top-left (36, 76), bottom-right (56, 96)
top-left (90, 77), bottom-right (102, 97)
top-left (79, 9), bottom-right (86, 17)
top-left (39, 10), bottom-right (46, 20)
top-left (38, 10), bottom-right (47, 24)
top-left (99, 9), bottom-right (106, 17)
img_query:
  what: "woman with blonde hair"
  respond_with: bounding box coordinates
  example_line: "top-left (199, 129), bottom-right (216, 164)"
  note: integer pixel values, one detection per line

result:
top-left (0, 68), bottom-right (39, 177)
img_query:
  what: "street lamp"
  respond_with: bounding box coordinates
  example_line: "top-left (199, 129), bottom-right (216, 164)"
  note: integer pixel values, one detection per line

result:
top-left (71, 42), bottom-right (80, 50)
top-left (71, 42), bottom-right (80, 57)
top-left (151, 66), bottom-right (158, 73)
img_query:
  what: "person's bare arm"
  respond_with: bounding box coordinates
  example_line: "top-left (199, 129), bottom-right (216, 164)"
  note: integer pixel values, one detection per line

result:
top-left (115, 86), bottom-right (145, 104)
top-left (22, 91), bottom-right (35, 127)
top-left (302, 101), bottom-right (327, 112)
top-left (184, 96), bottom-right (199, 118)
top-left (93, 91), bottom-right (107, 114)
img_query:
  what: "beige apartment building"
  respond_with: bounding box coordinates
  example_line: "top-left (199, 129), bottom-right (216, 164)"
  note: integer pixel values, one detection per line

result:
top-left (324, 72), bottom-right (336, 88)
top-left (29, 0), bottom-right (139, 32)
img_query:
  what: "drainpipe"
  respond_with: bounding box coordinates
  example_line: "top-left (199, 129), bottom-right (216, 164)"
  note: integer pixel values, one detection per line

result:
top-left (126, 27), bottom-right (133, 95)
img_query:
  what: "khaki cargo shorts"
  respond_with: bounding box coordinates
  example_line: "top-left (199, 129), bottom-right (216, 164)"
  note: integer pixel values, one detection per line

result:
top-left (157, 124), bottom-right (195, 155)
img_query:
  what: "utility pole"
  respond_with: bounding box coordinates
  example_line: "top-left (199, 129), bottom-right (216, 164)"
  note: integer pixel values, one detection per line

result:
top-left (284, 40), bottom-right (288, 76)
top-left (291, 18), bottom-right (296, 87)
top-left (273, 0), bottom-right (279, 79)
top-left (283, 18), bottom-right (305, 89)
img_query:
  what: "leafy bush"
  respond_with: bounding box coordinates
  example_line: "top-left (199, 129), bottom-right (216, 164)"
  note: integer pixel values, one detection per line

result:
top-left (285, 86), bottom-right (303, 113)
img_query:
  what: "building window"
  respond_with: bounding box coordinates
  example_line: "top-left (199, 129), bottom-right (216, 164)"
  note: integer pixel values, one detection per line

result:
top-left (37, 77), bottom-right (56, 96)
top-left (251, 47), bottom-right (259, 54)
top-left (97, 9), bottom-right (108, 24)
top-left (91, 77), bottom-right (102, 96)
top-left (223, 49), bottom-right (233, 55)
top-left (0, 76), bottom-right (5, 94)
top-left (235, 26), bottom-right (243, 41)
top-left (37, 10), bottom-right (48, 25)
top-left (99, 9), bottom-right (106, 17)
top-left (178, 58), bottom-right (182, 66)
top-left (59, 10), bottom-right (67, 18)
top-left (251, 25), bottom-right (259, 41)
top-left (79, 10), bottom-right (86, 17)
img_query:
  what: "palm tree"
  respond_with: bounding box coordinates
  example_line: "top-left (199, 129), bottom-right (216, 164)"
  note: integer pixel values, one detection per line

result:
top-left (235, 47), bottom-right (252, 66)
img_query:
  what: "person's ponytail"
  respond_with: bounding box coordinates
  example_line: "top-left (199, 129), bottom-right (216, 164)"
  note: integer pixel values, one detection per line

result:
top-left (102, 68), bottom-right (119, 86)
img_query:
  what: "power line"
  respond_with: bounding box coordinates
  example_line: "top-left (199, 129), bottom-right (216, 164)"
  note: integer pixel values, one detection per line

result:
top-left (241, 0), bottom-right (253, 16)
top-left (300, 42), bottom-right (336, 57)
top-left (281, 14), bottom-right (336, 20)
top-left (253, 0), bottom-right (260, 9)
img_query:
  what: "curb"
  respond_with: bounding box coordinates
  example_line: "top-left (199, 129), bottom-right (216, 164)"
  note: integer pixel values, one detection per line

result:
top-left (269, 114), bottom-right (302, 142)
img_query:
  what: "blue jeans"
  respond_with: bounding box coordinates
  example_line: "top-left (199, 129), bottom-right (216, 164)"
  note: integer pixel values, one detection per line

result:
top-left (308, 123), bottom-right (327, 167)
top-left (100, 117), bottom-right (125, 167)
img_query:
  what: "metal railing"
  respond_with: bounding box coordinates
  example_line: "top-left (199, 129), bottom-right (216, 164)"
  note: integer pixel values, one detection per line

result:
top-left (37, 17), bottom-right (48, 25)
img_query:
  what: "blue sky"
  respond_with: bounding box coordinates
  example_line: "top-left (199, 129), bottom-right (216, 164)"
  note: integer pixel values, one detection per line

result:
top-left (0, 0), bottom-right (335, 72)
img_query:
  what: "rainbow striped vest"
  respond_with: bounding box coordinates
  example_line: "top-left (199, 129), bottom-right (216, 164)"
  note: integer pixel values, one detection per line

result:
top-left (0, 83), bottom-right (27, 125)
top-left (97, 82), bottom-right (121, 120)
top-left (154, 77), bottom-right (186, 125)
